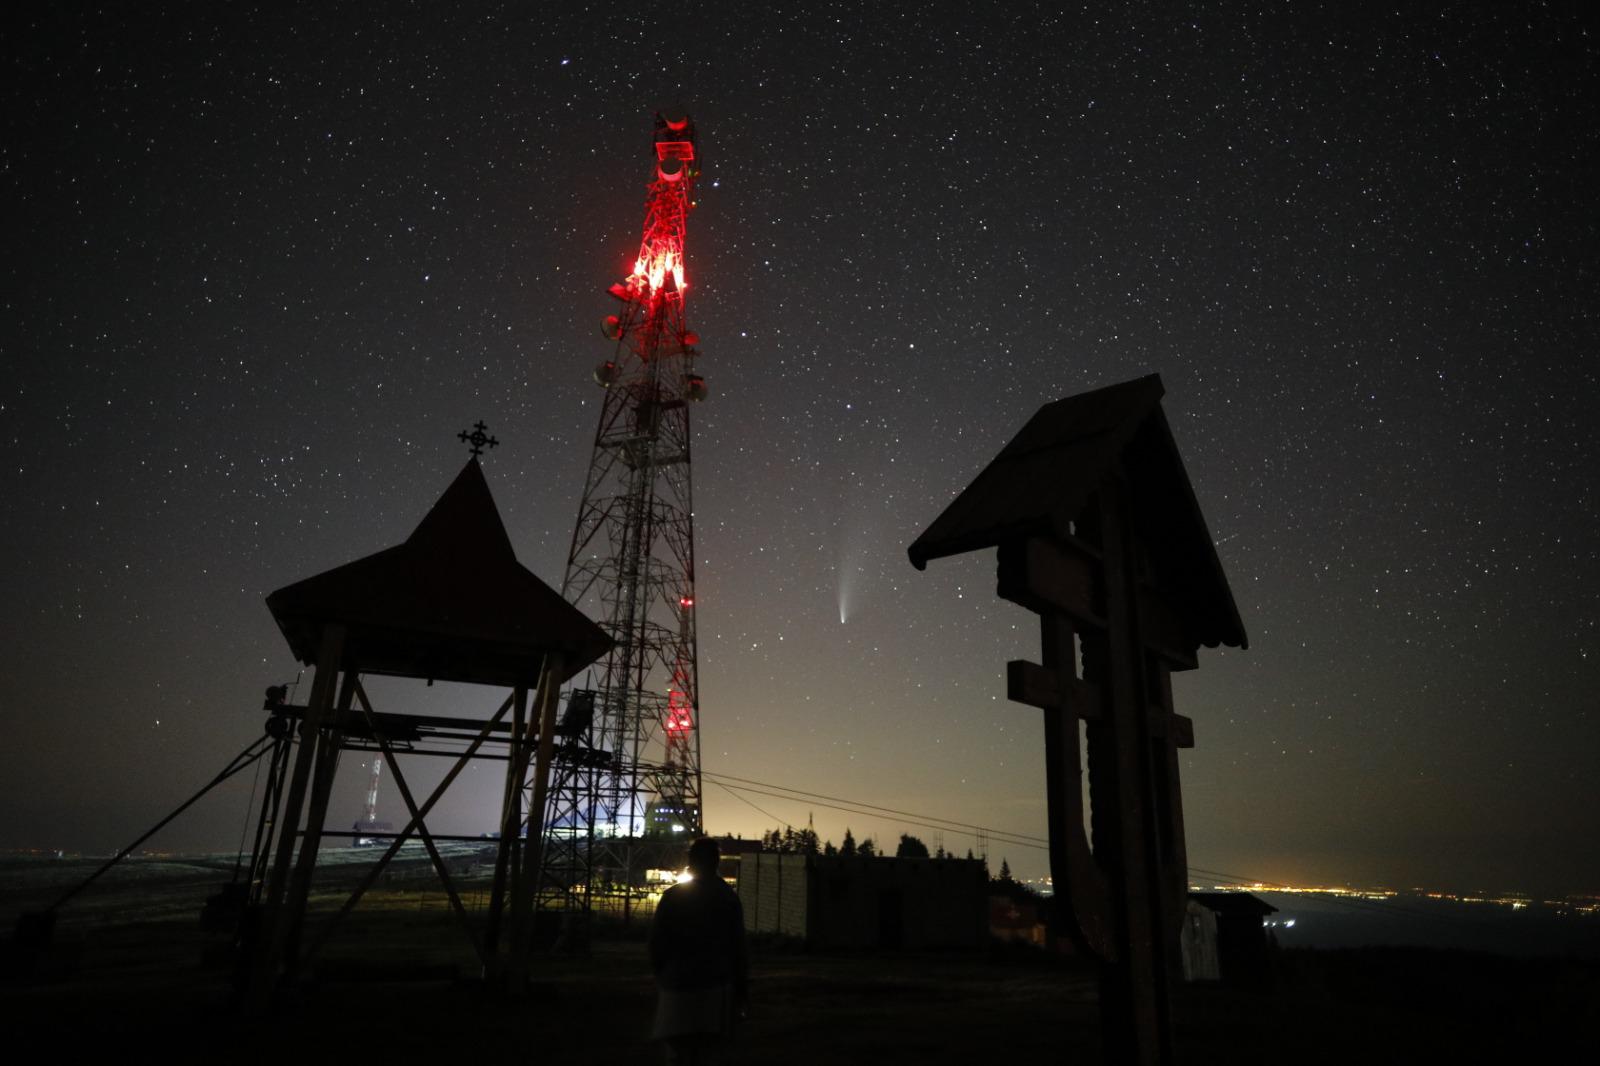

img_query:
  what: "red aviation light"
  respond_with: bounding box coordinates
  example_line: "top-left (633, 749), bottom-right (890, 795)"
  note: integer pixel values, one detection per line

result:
top-left (680, 596), bottom-right (694, 608)
top-left (666, 687), bottom-right (694, 734)
top-left (633, 245), bottom-right (686, 295)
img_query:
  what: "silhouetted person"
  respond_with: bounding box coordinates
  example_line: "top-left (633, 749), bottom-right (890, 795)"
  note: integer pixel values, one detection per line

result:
top-left (649, 837), bottom-right (748, 1064)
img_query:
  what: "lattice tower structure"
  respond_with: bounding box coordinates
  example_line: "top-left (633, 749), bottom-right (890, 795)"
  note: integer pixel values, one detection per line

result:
top-left (537, 114), bottom-right (706, 922)
top-left (361, 757), bottom-right (382, 825)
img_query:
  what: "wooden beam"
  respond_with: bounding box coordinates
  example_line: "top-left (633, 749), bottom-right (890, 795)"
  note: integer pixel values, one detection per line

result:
top-left (1094, 480), bottom-right (1176, 1065)
top-left (509, 653), bottom-right (563, 983)
top-left (1007, 659), bottom-right (1102, 721)
top-left (280, 669), bottom-right (358, 970)
top-left (248, 623), bottom-right (344, 1005)
top-left (483, 684), bottom-right (530, 959)
top-left (1145, 708), bottom-right (1195, 749)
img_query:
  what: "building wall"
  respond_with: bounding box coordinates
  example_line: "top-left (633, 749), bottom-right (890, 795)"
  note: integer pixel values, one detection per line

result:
top-left (1180, 898), bottom-right (1220, 981)
top-left (737, 852), bottom-right (810, 939)
top-left (1189, 892), bottom-right (1276, 985)
top-left (737, 853), bottom-right (986, 949)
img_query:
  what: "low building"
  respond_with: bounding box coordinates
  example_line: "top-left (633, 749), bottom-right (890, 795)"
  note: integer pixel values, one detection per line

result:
top-left (737, 852), bottom-right (987, 949)
top-left (1179, 898), bottom-right (1221, 980)
top-left (1187, 891), bottom-right (1277, 984)
top-left (989, 878), bottom-right (1051, 948)
top-left (989, 894), bottom-right (1048, 948)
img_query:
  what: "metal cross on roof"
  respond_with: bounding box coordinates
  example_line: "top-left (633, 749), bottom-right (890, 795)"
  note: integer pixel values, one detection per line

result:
top-left (458, 421), bottom-right (499, 458)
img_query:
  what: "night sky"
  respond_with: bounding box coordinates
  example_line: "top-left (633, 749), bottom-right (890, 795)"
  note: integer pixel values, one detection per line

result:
top-left (3, 4), bottom-right (1596, 899)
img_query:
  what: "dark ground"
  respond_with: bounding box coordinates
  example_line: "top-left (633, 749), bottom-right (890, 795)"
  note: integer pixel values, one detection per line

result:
top-left (3, 856), bottom-right (1597, 1062)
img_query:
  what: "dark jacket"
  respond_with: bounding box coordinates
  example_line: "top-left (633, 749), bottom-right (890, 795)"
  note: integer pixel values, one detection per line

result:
top-left (649, 874), bottom-right (749, 993)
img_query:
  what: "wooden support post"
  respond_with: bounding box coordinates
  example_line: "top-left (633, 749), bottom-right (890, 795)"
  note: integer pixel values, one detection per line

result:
top-left (509, 653), bottom-right (563, 986)
top-left (1149, 661), bottom-right (1190, 941)
top-left (280, 667), bottom-right (357, 972)
top-left (484, 684), bottom-right (531, 962)
top-left (1093, 480), bottom-right (1176, 1066)
top-left (248, 622), bottom-right (344, 1006)
top-left (1001, 505), bottom-right (1191, 1065)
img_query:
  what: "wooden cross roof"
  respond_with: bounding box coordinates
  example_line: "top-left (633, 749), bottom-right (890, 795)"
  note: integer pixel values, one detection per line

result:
top-left (266, 459), bottom-right (611, 686)
top-left (908, 374), bottom-right (1246, 651)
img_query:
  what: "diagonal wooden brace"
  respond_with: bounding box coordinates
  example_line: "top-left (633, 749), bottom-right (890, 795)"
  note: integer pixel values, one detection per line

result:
top-left (353, 681), bottom-right (488, 969)
top-left (301, 691), bottom-right (515, 965)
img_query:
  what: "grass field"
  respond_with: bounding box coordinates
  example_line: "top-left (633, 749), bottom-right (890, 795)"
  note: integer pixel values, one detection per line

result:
top-left (4, 852), bottom-right (1595, 1062)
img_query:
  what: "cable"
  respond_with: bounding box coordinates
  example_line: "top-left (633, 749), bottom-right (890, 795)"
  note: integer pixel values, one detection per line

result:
top-left (710, 780), bottom-right (788, 827)
top-left (711, 779), bottom-right (1046, 852)
top-left (701, 769), bottom-right (1050, 847)
top-left (702, 769), bottom-right (1476, 924)
top-left (232, 745), bottom-right (266, 881)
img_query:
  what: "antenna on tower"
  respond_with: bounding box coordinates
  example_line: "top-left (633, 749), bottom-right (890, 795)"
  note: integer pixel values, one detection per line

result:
top-left (353, 757), bottom-right (391, 847)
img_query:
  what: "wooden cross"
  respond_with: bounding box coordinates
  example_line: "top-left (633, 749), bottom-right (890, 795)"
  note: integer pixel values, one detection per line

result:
top-left (458, 420), bottom-right (499, 458)
top-left (996, 487), bottom-right (1194, 1065)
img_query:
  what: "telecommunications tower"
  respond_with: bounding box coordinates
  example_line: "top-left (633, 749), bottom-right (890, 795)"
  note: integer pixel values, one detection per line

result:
top-left (537, 113), bottom-right (706, 920)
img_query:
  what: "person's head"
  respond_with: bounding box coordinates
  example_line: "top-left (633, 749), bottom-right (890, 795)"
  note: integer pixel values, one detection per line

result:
top-left (687, 836), bottom-right (720, 879)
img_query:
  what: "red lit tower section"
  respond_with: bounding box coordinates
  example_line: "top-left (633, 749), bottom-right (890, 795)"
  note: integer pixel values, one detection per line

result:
top-left (539, 114), bottom-right (706, 918)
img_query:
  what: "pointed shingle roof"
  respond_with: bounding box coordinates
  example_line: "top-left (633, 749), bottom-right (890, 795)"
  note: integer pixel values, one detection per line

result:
top-left (908, 374), bottom-right (1246, 651)
top-left (266, 459), bottom-right (611, 686)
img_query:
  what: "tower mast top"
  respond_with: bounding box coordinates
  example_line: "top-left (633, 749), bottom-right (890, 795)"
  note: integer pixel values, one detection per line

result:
top-left (615, 113), bottom-right (700, 307)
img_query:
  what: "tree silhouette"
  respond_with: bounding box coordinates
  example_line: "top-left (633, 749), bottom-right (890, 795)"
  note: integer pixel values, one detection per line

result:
top-left (800, 814), bottom-right (820, 854)
top-left (859, 838), bottom-right (877, 858)
top-left (895, 833), bottom-right (930, 859)
top-left (758, 825), bottom-right (823, 854)
top-left (840, 828), bottom-right (857, 857)
top-left (796, 825), bottom-right (820, 854)
top-left (999, 857), bottom-right (1012, 881)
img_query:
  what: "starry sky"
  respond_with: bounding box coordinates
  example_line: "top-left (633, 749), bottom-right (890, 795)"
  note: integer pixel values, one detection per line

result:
top-left (3, 4), bottom-right (1596, 899)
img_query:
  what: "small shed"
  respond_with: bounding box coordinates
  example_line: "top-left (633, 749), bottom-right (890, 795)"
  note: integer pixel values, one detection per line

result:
top-left (1188, 891), bottom-right (1278, 985)
top-left (1179, 898), bottom-right (1221, 981)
